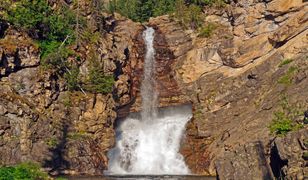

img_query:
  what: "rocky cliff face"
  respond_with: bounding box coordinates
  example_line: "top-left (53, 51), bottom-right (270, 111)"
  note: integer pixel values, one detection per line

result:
top-left (0, 1), bottom-right (143, 175)
top-left (144, 0), bottom-right (308, 178)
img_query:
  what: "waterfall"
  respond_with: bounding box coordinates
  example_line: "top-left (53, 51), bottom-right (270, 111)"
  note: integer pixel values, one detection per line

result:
top-left (141, 27), bottom-right (158, 122)
top-left (106, 27), bottom-right (191, 175)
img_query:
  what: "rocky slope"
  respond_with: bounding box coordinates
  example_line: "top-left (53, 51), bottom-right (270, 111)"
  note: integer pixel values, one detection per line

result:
top-left (0, 0), bottom-right (307, 178)
top-left (145, 0), bottom-right (308, 178)
top-left (0, 1), bottom-right (144, 175)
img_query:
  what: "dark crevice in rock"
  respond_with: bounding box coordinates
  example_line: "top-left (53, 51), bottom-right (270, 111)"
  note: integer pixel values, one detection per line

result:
top-left (103, 15), bottom-right (117, 33)
top-left (255, 142), bottom-right (274, 180)
top-left (0, 20), bottom-right (8, 38)
top-left (43, 123), bottom-right (70, 174)
top-left (247, 73), bottom-right (257, 80)
top-left (124, 48), bottom-right (129, 61)
top-left (0, 64), bottom-right (40, 79)
top-left (0, 52), bottom-right (8, 68)
top-left (264, 14), bottom-right (275, 21)
top-left (269, 143), bottom-right (288, 179)
top-left (269, 38), bottom-right (288, 49)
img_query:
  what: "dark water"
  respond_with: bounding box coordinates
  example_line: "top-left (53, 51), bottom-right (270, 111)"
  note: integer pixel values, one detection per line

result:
top-left (67, 175), bottom-right (216, 180)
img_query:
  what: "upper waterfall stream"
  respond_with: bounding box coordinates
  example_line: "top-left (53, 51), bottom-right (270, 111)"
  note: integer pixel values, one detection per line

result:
top-left (106, 27), bottom-right (192, 175)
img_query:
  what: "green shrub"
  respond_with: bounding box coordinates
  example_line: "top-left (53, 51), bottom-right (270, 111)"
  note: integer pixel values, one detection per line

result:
top-left (277, 66), bottom-right (298, 85)
top-left (7, 0), bottom-right (75, 41)
top-left (64, 66), bottom-right (80, 91)
top-left (269, 97), bottom-right (304, 136)
top-left (6, 0), bottom-right (51, 31)
top-left (109, 0), bottom-right (216, 23)
top-left (39, 40), bottom-right (62, 60)
top-left (82, 57), bottom-right (114, 94)
top-left (45, 137), bottom-right (58, 148)
top-left (278, 58), bottom-right (293, 67)
top-left (67, 132), bottom-right (89, 140)
top-left (198, 23), bottom-right (217, 38)
top-left (62, 93), bottom-right (72, 107)
top-left (86, 66), bottom-right (114, 94)
top-left (0, 162), bottom-right (49, 180)
top-left (40, 47), bottom-right (70, 70)
top-left (47, 7), bottom-right (76, 43)
top-left (6, 0), bottom-right (76, 58)
top-left (269, 111), bottom-right (294, 136)
top-left (174, 0), bottom-right (203, 29)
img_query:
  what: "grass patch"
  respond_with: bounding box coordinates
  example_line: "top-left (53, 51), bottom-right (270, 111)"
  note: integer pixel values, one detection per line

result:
top-left (45, 137), bottom-right (58, 148)
top-left (269, 96), bottom-right (304, 136)
top-left (62, 94), bottom-right (72, 108)
top-left (194, 109), bottom-right (203, 119)
top-left (278, 58), bottom-right (293, 67)
top-left (67, 132), bottom-right (89, 140)
top-left (277, 66), bottom-right (298, 85)
top-left (56, 177), bottom-right (68, 180)
top-left (0, 162), bottom-right (49, 180)
top-left (198, 23), bottom-right (217, 38)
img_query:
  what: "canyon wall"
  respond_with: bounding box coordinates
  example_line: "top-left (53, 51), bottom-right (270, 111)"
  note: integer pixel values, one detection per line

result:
top-left (0, 0), bottom-right (144, 175)
top-left (146, 0), bottom-right (308, 178)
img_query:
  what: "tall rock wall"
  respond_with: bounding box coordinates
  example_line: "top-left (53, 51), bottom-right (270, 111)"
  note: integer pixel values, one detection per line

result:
top-left (145, 0), bottom-right (308, 178)
top-left (0, 1), bottom-right (144, 175)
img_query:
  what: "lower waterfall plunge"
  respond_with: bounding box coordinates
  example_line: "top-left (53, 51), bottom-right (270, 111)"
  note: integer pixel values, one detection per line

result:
top-left (106, 27), bottom-right (192, 175)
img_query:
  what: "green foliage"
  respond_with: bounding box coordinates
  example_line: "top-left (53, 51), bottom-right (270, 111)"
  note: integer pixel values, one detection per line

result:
top-left (174, 0), bottom-right (203, 29)
top-left (6, 0), bottom-right (76, 59)
top-left (40, 47), bottom-right (70, 70)
top-left (81, 28), bottom-right (101, 44)
top-left (194, 109), bottom-right (203, 119)
top-left (278, 59), bottom-right (293, 67)
top-left (0, 162), bottom-right (49, 180)
top-left (6, 0), bottom-right (51, 31)
top-left (81, 56), bottom-right (114, 94)
top-left (64, 66), bottom-right (80, 91)
top-left (45, 137), bottom-right (58, 148)
top-left (67, 132), bottom-right (89, 140)
top-left (198, 23), bottom-right (216, 37)
top-left (86, 66), bottom-right (114, 94)
top-left (188, 0), bottom-right (225, 6)
top-left (47, 7), bottom-right (76, 42)
top-left (39, 40), bottom-right (62, 60)
top-left (56, 177), bottom-right (68, 180)
top-left (0, 0), bottom-right (12, 16)
top-left (109, 0), bottom-right (217, 23)
top-left (62, 93), bottom-right (72, 107)
top-left (269, 112), bottom-right (294, 136)
top-left (7, 0), bottom-right (75, 41)
top-left (269, 97), bottom-right (304, 136)
top-left (277, 66), bottom-right (298, 85)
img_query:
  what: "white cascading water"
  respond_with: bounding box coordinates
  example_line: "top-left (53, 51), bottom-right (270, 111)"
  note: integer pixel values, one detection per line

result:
top-left (106, 27), bottom-right (192, 175)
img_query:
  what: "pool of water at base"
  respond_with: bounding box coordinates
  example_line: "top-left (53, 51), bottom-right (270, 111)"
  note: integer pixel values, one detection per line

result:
top-left (65, 175), bottom-right (216, 180)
